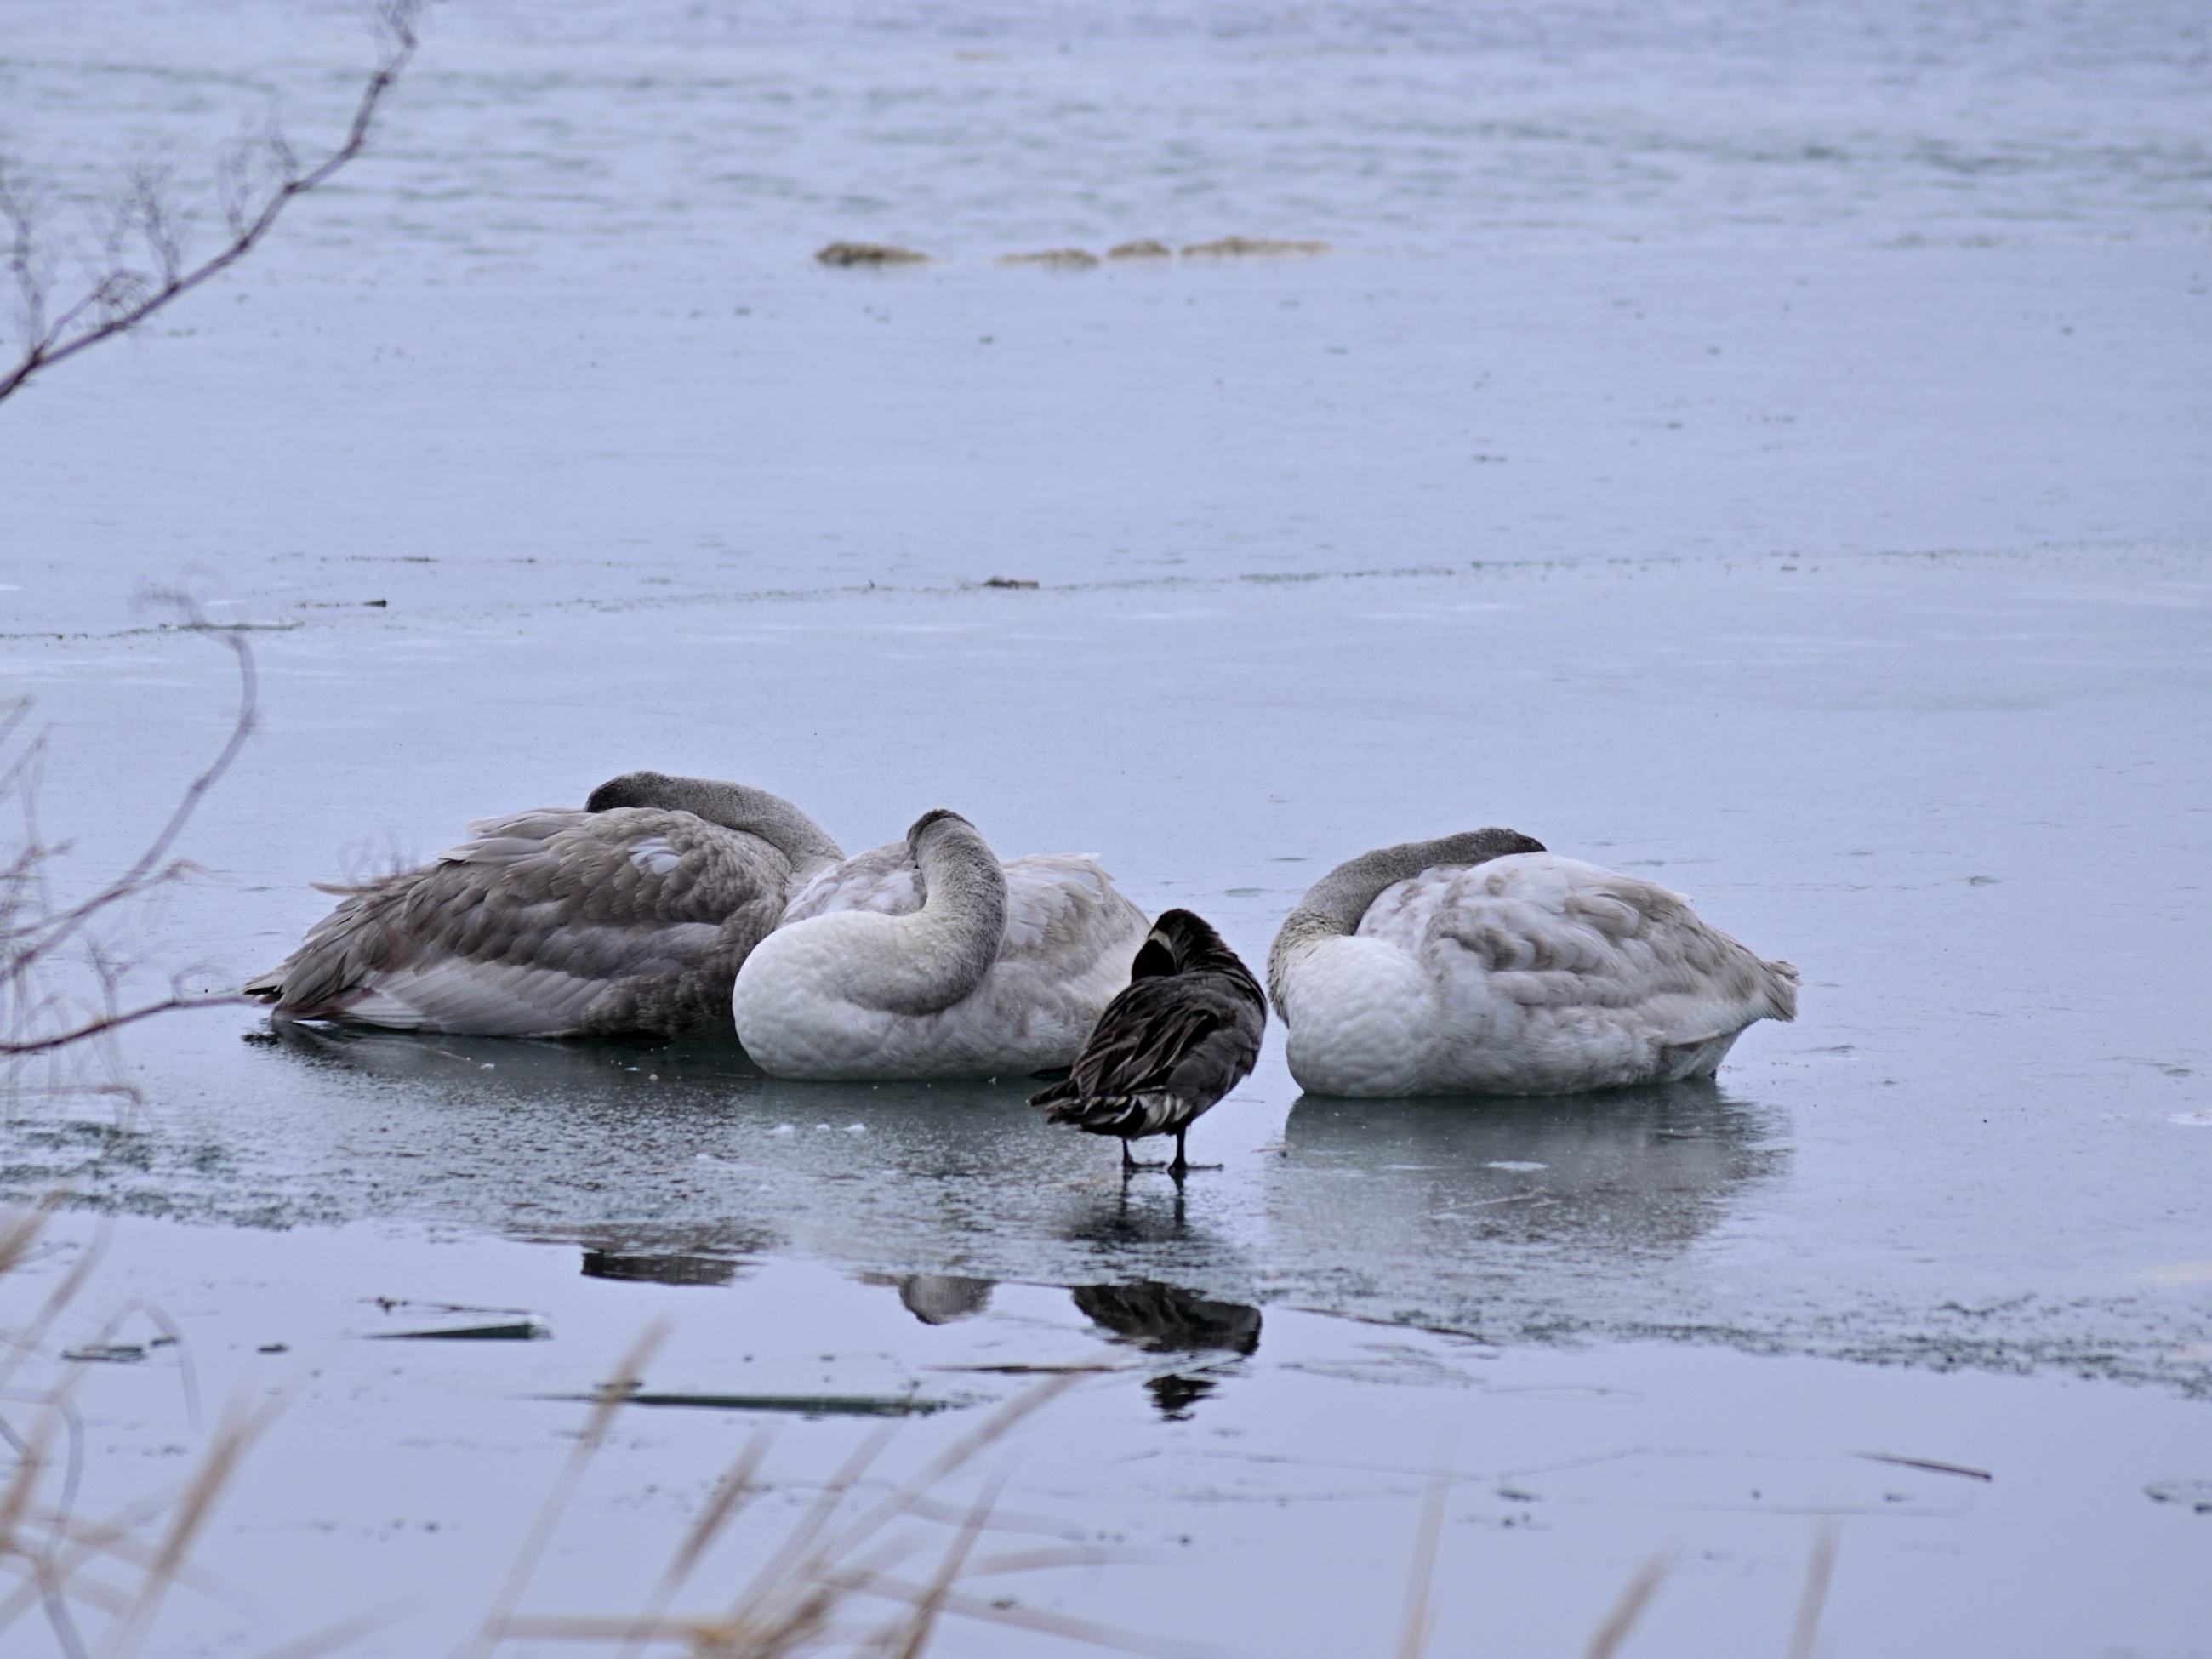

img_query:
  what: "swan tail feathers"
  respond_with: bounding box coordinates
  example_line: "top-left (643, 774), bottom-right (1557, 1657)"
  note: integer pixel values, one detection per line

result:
top-left (1763, 958), bottom-right (1800, 1021)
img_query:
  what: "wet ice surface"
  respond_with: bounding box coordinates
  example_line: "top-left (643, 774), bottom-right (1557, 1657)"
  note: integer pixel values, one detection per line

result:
top-left (15, 1219), bottom-right (2212, 1658)
top-left (4, 0), bottom-right (2212, 1652)
top-left (7, 551), bottom-right (2209, 1652)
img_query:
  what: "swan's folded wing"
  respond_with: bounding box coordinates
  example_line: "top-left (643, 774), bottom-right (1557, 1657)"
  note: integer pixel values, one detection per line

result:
top-left (256, 809), bottom-right (789, 1034)
top-left (1371, 854), bottom-right (1795, 1041)
top-left (779, 842), bottom-right (921, 921)
top-left (998, 855), bottom-right (1149, 972)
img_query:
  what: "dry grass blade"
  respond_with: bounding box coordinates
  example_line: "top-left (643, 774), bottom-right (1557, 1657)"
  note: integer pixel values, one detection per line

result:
top-left (483, 1370), bottom-right (1208, 1659)
top-left (1786, 1519), bottom-right (1839, 1659)
top-left (690, 1371), bottom-right (1083, 1652)
top-left (613, 1428), bottom-right (776, 1659)
top-left (815, 1371), bottom-right (1085, 1568)
top-left (710, 1417), bottom-right (901, 1645)
top-left (0, 1216), bottom-right (109, 1398)
top-left (1395, 1435), bottom-right (1453, 1659)
top-left (0, 1199), bottom-right (57, 1279)
top-left (874, 1470), bottom-right (1002, 1659)
top-left (464, 1320), bottom-right (670, 1659)
top-left (100, 1378), bottom-right (299, 1659)
top-left (1583, 1554), bottom-right (1672, 1659)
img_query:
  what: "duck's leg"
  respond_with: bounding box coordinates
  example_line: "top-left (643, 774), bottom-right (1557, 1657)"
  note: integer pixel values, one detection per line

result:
top-left (1168, 1127), bottom-right (1222, 1178)
top-left (1120, 1134), bottom-right (1167, 1173)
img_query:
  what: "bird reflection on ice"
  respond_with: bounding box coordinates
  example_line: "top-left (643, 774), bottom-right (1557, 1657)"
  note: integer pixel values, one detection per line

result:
top-left (1271, 1079), bottom-right (1781, 1327)
top-left (891, 1274), bottom-right (995, 1325)
top-left (1075, 1281), bottom-right (1263, 1420)
top-left (878, 1274), bottom-right (1266, 1419)
top-left (195, 1025), bottom-right (1779, 1344)
top-left (1071, 1281), bottom-right (1263, 1356)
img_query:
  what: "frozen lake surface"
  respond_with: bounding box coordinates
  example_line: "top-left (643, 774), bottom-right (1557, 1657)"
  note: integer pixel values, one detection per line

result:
top-left (3, 2), bottom-right (2209, 1655)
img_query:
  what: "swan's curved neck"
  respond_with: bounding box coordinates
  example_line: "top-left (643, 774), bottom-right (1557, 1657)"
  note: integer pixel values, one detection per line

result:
top-left (589, 772), bottom-right (845, 881)
top-left (1267, 835), bottom-right (1513, 1010)
top-left (844, 813), bottom-right (1008, 1016)
top-left (1273, 842), bottom-right (1440, 949)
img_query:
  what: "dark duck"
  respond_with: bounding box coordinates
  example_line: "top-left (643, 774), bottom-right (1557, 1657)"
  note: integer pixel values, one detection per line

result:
top-left (1031, 909), bottom-right (1265, 1176)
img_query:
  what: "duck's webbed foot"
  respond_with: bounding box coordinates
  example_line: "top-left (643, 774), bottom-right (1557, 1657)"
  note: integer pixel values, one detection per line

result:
top-left (1166, 1129), bottom-right (1222, 1179)
top-left (1120, 1138), bottom-right (1169, 1173)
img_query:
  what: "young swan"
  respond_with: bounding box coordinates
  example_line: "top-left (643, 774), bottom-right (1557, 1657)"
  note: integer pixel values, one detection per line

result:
top-left (1031, 909), bottom-right (1266, 1176)
top-left (1268, 830), bottom-right (1798, 1097)
top-left (730, 809), bottom-right (1149, 1079)
top-left (244, 772), bottom-right (844, 1037)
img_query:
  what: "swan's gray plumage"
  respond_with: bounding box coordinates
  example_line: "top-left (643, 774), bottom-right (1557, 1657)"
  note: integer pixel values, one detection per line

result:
top-left (730, 810), bottom-right (1149, 1079)
top-left (1266, 828), bottom-right (1546, 1016)
top-left (245, 775), bottom-right (843, 1037)
top-left (1031, 909), bottom-right (1265, 1173)
top-left (1268, 830), bottom-right (1798, 1097)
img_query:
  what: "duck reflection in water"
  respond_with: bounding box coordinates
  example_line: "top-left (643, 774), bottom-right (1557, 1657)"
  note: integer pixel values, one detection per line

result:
top-left (1073, 1281), bottom-right (1263, 1420)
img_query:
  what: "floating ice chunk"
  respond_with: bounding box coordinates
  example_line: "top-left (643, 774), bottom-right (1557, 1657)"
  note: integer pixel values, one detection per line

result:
top-left (2168, 1110), bottom-right (2212, 1126)
top-left (770, 1122), bottom-right (795, 1136)
top-left (1486, 1160), bottom-right (1548, 1172)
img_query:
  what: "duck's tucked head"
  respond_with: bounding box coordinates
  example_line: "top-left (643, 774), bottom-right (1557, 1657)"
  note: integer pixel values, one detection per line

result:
top-left (1132, 909), bottom-right (1234, 979)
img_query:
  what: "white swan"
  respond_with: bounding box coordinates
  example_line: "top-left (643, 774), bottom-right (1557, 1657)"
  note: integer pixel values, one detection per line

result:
top-left (731, 809), bottom-right (1149, 1079)
top-left (246, 772), bottom-right (843, 1037)
top-left (1268, 830), bottom-right (1798, 1097)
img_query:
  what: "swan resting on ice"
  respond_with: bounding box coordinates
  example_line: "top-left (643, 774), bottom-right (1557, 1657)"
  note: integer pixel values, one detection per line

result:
top-left (731, 808), bottom-right (1149, 1080)
top-left (1032, 908), bottom-right (1266, 1175)
top-left (1268, 830), bottom-right (1798, 1097)
top-left (244, 772), bottom-right (842, 1037)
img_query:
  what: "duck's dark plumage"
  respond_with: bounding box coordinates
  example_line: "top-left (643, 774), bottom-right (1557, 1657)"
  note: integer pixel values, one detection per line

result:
top-left (1029, 909), bottom-right (1265, 1173)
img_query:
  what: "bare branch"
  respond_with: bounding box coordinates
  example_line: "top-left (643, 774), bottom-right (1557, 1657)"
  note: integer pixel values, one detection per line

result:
top-left (0, 0), bottom-right (422, 407)
top-left (0, 995), bottom-right (247, 1059)
top-left (6, 592), bottom-right (257, 979)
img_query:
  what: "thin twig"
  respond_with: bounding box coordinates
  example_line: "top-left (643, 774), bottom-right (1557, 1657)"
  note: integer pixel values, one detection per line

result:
top-left (0, 1), bottom-right (422, 406)
top-left (10, 593), bottom-right (257, 978)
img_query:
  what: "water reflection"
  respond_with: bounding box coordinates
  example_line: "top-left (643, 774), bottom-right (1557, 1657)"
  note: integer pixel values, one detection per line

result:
top-left (67, 1026), bottom-right (1781, 1344)
top-left (893, 1274), bottom-right (995, 1325)
top-left (1070, 1282), bottom-right (1263, 1357)
top-left (1073, 1281), bottom-right (1263, 1420)
top-left (1283, 1084), bottom-right (1778, 1336)
top-left (1277, 1079), bottom-right (1777, 1264)
top-left (577, 1244), bottom-right (750, 1288)
top-left (237, 1023), bottom-right (1257, 1295)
